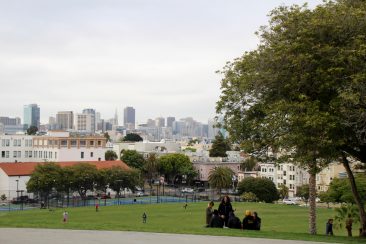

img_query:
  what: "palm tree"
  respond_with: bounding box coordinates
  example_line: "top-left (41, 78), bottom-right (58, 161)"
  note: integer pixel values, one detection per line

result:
top-left (334, 204), bottom-right (359, 231)
top-left (208, 166), bottom-right (234, 199)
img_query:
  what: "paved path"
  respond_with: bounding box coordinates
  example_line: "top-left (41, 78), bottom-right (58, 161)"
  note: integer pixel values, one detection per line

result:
top-left (0, 228), bottom-right (327, 244)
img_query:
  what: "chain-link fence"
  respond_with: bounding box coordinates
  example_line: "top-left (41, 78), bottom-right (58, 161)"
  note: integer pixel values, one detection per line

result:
top-left (0, 188), bottom-right (241, 211)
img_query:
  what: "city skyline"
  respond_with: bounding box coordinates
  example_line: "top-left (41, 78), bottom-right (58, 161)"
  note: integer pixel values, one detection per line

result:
top-left (0, 0), bottom-right (322, 123)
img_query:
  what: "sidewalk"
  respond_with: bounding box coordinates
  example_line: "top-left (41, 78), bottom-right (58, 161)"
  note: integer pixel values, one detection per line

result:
top-left (0, 228), bottom-right (327, 244)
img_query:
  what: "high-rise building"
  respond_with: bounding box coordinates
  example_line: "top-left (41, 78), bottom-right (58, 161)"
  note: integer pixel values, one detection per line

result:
top-left (23, 104), bottom-right (40, 129)
top-left (74, 113), bottom-right (94, 133)
top-left (146, 119), bottom-right (155, 127)
top-left (208, 118), bottom-right (220, 139)
top-left (82, 108), bottom-right (96, 133)
top-left (123, 106), bottom-right (135, 129)
top-left (167, 117), bottom-right (175, 128)
top-left (48, 116), bottom-right (57, 130)
top-left (114, 108), bottom-right (119, 126)
top-left (56, 111), bottom-right (74, 130)
top-left (0, 117), bottom-right (21, 126)
top-left (155, 117), bottom-right (165, 127)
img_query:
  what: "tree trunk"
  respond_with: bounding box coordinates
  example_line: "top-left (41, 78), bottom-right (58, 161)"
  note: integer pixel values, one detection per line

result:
top-left (342, 153), bottom-right (366, 237)
top-left (308, 168), bottom-right (317, 235)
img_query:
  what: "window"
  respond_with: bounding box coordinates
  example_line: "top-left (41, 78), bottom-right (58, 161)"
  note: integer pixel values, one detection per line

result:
top-left (283, 171), bottom-right (287, 176)
top-left (283, 180), bottom-right (286, 185)
top-left (90, 141), bottom-right (94, 146)
top-left (61, 140), bottom-right (67, 147)
top-left (97, 141), bottom-right (101, 146)
top-left (13, 151), bottom-right (17, 158)
top-left (13, 140), bottom-right (17, 146)
top-left (29, 151), bottom-right (32, 158)
top-left (17, 139), bottom-right (21, 146)
top-left (44, 151), bottom-right (47, 159)
top-left (90, 152), bottom-right (94, 157)
top-left (29, 140), bottom-right (32, 146)
top-left (80, 140), bottom-right (86, 147)
top-left (1, 139), bottom-right (4, 146)
top-left (1, 151), bottom-right (4, 158)
top-left (5, 140), bottom-right (10, 146)
top-left (71, 140), bottom-right (77, 147)
top-left (5, 151), bottom-right (9, 158)
top-left (25, 151), bottom-right (28, 158)
top-left (34, 151), bottom-right (37, 158)
top-left (55, 152), bottom-right (57, 159)
top-left (39, 151), bottom-right (42, 158)
top-left (81, 152), bottom-right (84, 159)
top-left (17, 151), bottom-right (21, 158)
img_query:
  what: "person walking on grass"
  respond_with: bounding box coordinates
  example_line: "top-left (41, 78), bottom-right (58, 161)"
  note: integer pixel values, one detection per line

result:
top-left (63, 210), bottom-right (68, 223)
top-left (326, 218), bottom-right (333, 236)
top-left (142, 212), bottom-right (147, 223)
top-left (95, 203), bottom-right (99, 212)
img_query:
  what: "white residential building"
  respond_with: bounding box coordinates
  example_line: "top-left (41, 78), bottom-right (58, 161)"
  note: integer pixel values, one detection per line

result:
top-left (0, 131), bottom-right (108, 163)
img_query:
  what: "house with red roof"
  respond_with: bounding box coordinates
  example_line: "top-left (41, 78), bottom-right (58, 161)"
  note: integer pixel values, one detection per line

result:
top-left (0, 160), bottom-right (129, 199)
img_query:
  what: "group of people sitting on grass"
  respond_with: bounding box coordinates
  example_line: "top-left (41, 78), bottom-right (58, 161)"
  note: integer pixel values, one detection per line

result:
top-left (206, 195), bottom-right (261, 230)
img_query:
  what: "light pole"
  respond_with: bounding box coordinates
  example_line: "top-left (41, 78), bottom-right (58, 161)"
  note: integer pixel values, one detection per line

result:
top-left (16, 180), bottom-right (19, 199)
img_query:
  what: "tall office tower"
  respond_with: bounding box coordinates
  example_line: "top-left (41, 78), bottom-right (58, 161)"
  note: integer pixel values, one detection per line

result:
top-left (95, 112), bottom-right (101, 124)
top-left (48, 116), bottom-right (57, 130)
top-left (208, 118), bottom-right (220, 139)
top-left (146, 119), bottom-right (155, 127)
top-left (56, 111), bottom-right (74, 130)
top-left (23, 104), bottom-right (40, 129)
top-left (123, 106), bottom-right (135, 129)
top-left (0, 117), bottom-right (21, 126)
top-left (74, 113), bottom-right (94, 133)
top-left (113, 108), bottom-right (119, 126)
top-left (155, 117), bottom-right (165, 127)
top-left (166, 117), bottom-right (175, 128)
top-left (82, 108), bottom-right (96, 133)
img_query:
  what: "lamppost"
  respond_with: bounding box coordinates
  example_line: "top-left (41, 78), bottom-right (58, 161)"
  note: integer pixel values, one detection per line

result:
top-left (16, 179), bottom-right (19, 199)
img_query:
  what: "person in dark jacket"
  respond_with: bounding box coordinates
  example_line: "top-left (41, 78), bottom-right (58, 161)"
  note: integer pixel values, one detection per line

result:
top-left (253, 211), bottom-right (261, 230)
top-left (227, 211), bottom-right (242, 229)
top-left (218, 195), bottom-right (233, 227)
top-left (326, 218), bottom-right (333, 235)
top-left (210, 209), bottom-right (224, 228)
top-left (242, 210), bottom-right (255, 230)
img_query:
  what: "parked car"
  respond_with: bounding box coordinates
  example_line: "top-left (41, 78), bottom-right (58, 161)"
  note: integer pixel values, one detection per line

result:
top-left (135, 191), bottom-right (144, 197)
top-left (283, 199), bottom-right (298, 205)
top-left (181, 188), bottom-right (194, 193)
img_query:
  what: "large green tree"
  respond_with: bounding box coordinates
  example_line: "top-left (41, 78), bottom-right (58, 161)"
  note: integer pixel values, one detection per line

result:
top-left (158, 153), bottom-right (196, 185)
top-left (120, 150), bottom-right (145, 170)
top-left (216, 1), bottom-right (366, 234)
top-left (208, 166), bottom-right (234, 198)
top-left (27, 162), bottom-right (62, 204)
top-left (209, 132), bottom-right (231, 157)
top-left (68, 163), bottom-right (98, 200)
top-left (26, 125), bottom-right (38, 135)
top-left (325, 175), bottom-right (366, 204)
top-left (237, 177), bottom-right (279, 203)
top-left (122, 133), bottom-right (143, 142)
top-left (107, 166), bottom-right (140, 197)
top-left (105, 150), bottom-right (118, 161)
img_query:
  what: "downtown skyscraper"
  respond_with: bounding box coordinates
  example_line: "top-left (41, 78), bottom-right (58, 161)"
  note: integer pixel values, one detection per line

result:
top-left (123, 106), bottom-right (135, 129)
top-left (23, 104), bottom-right (40, 129)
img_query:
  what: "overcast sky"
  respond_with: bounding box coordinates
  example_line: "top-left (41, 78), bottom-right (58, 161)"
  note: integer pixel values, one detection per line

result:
top-left (0, 0), bottom-right (322, 124)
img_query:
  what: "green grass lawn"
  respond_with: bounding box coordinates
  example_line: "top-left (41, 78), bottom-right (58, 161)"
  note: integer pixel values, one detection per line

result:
top-left (0, 201), bottom-right (365, 243)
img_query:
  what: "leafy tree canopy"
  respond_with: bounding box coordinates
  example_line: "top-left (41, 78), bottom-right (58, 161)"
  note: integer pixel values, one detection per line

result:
top-left (237, 177), bottom-right (279, 203)
top-left (122, 133), bottom-right (143, 142)
top-left (105, 150), bottom-right (118, 161)
top-left (26, 125), bottom-right (38, 135)
top-left (209, 132), bottom-right (231, 157)
top-left (208, 166), bottom-right (234, 195)
top-left (326, 175), bottom-right (366, 204)
top-left (120, 150), bottom-right (145, 170)
top-left (158, 153), bottom-right (196, 185)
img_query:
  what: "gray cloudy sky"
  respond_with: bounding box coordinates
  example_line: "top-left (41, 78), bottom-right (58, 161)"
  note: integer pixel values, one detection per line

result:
top-left (0, 0), bottom-right (322, 124)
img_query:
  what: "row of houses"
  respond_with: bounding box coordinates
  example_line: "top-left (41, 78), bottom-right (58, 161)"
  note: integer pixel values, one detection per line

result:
top-left (0, 131), bottom-right (350, 199)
